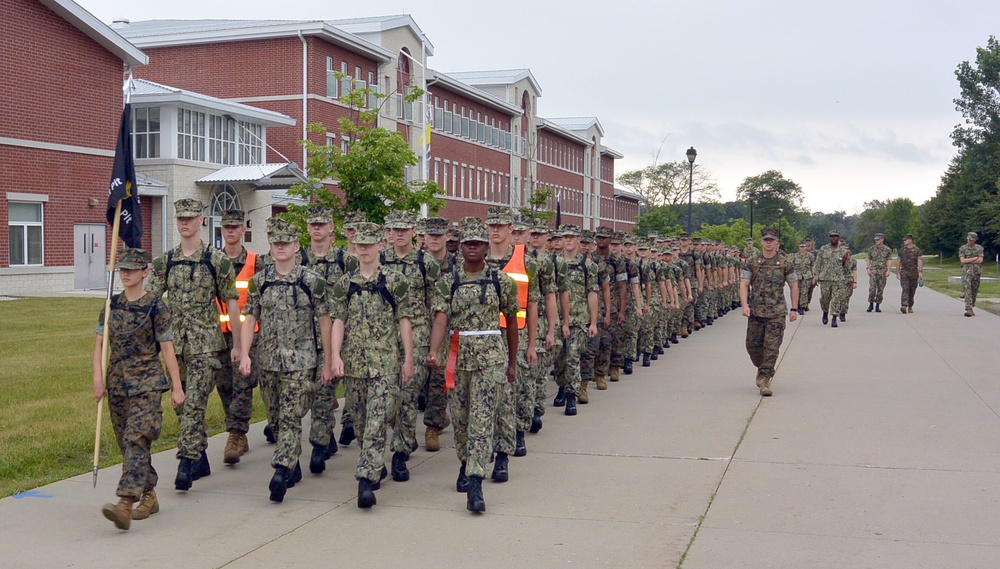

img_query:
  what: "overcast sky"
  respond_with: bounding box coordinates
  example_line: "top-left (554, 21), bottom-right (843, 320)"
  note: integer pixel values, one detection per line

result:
top-left (79, 0), bottom-right (999, 214)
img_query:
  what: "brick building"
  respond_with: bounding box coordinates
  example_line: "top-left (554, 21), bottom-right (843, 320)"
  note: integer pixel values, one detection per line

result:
top-left (0, 0), bottom-right (147, 294)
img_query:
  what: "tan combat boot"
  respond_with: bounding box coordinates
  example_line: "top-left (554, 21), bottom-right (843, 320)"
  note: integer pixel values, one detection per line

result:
top-left (759, 376), bottom-right (773, 397)
top-left (609, 367), bottom-right (621, 382)
top-left (132, 489), bottom-right (159, 520)
top-left (442, 412), bottom-right (451, 430)
top-left (965, 308), bottom-right (975, 317)
top-left (223, 430), bottom-right (243, 464)
top-left (579, 381), bottom-right (590, 404)
top-left (595, 374), bottom-right (608, 390)
top-left (755, 371), bottom-right (764, 388)
top-left (425, 427), bottom-right (441, 452)
top-left (238, 431), bottom-right (249, 455)
top-left (102, 497), bottom-right (136, 530)
top-left (680, 327), bottom-right (689, 338)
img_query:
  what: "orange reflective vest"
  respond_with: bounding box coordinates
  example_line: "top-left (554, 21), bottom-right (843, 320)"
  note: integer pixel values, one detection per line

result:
top-left (218, 251), bottom-right (259, 333)
top-left (499, 244), bottom-right (529, 330)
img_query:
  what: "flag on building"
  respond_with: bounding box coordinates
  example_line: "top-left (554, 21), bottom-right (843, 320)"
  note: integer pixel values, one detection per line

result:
top-left (555, 191), bottom-right (562, 228)
top-left (107, 103), bottom-right (143, 248)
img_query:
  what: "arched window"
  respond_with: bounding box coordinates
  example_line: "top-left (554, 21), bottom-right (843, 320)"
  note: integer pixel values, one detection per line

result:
top-left (209, 185), bottom-right (241, 249)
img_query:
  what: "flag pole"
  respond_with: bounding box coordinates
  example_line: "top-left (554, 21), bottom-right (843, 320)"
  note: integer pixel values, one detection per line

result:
top-left (94, 202), bottom-right (122, 487)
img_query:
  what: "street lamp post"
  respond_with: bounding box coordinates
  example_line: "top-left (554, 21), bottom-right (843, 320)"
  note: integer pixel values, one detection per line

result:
top-left (749, 190), bottom-right (755, 240)
top-left (686, 146), bottom-right (697, 233)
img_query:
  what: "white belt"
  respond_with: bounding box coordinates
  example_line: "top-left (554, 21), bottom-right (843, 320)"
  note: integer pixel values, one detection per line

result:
top-left (454, 330), bottom-right (501, 336)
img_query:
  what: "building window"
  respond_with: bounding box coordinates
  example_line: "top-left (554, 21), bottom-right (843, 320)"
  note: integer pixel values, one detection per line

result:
top-left (326, 57), bottom-right (338, 99)
top-left (177, 108), bottom-right (206, 161)
top-left (7, 202), bottom-right (43, 266)
top-left (208, 115), bottom-right (236, 165)
top-left (132, 106), bottom-right (160, 159)
top-left (443, 161), bottom-right (449, 194)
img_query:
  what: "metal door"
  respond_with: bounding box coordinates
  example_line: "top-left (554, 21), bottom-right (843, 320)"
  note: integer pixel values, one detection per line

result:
top-left (74, 224), bottom-right (106, 290)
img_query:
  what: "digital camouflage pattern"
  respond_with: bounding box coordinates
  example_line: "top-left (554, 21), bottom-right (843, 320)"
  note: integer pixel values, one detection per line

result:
top-left (244, 264), bottom-right (328, 372)
top-left (813, 244), bottom-right (849, 315)
top-left (866, 244), bottom-right (892, 305)
top-left (897, 244), bottom-right (922, 308)
top-left (791, 250), bottom-right (815, 311)
top-left (555, 252), bottom-right (598, 396)
top-left (108, 390), bottom-right (163, 499)
top-left (451, 367), bottom-right (504, 478)
top-left (258, 368), bottom-right (314, 469)
top-left (959, 242), bottom-right (984, 309)
top-left (344, 372), bottom-right (394, 482)
top-left (742, 252), bottom-right (797, 380)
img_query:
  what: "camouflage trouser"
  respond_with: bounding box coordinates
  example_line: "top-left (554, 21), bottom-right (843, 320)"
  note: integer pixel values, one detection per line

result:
top-left (746, 315), bottom-right (786, 380)
top-left (963, 273), bottom-right (981, 309)
top-left (625, 309), bottom-right (639, 358)
top-left (450, 366), bottom-right (502, 479)
top-left (515, 343), bottom-right (536, 432)
top-left (309, 356), bottom-right (340, 447)
top-left (806, 279), bottom-right (816, 304)
top-left (259, 368), bottom-right (315, 469)
top-left (900, 273), bottom-right (918, 308)
top-left (391, 345), bottom-right (429, 457)
top-left (653, 306), bottom-right (667, 348)
top-left (345, 374), bottom-right (392, 483)
top-left (555, 326), bottom-right (586, 396)
top-left (638, 309), bottom-right (656, 355)
top-left (217, 334), bottom-right (255, 433)
top-left (493, 335), bottom-right (518, 455)
top-left (175, 352), bottom-right (222, 460)
top-left (533, 335), bottom-right (561, 416)
top-left (818, 280), bottom-right (845, 316)
top-left (694, 289), bottom-right (708, 322)
top-left (868, 269), bottom-right (888, 304)
top-left (797, 277), bottom-right (811, 310)
top-left (605, 316), bottom-right (625, 369)
top-left (109, 389), bottom-right (162, 499)
top-left (423, 367), bottom-right (449, 430)
top-left (684, 291), bottom-right (697, 327)
top-left (581, 325), bottom-right (601, 382)
top-left (843, 281), bottom-right (855, 312)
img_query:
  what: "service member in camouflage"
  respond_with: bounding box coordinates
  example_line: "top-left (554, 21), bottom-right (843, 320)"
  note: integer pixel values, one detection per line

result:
top-left (791, 241), bottom-right (814, 314)
top-left (554, 225), bottom-right (599, 415)
top-left (578, 229), bottom-right (609, 403)
top-left (147, 199), bottom-right (241, 491)
top-left (838, 237), bottom-right (857, 321)
top-left (239, 218), bottom-right (332, 503)
top-left (527, 221), bottom-right (566, 432)
top-left (742, 238), bottom-right (760, 264)
top-left (95, 247), bottom-right (184, 531)
top-left (677, 233), bottom-right (700, 333)
top-left (427, 217), bottom-right (519, 513)
top-left (811, 229), bottom-right (849, 328)
top-left (621, 233), bottom-right (645, 369)
top-left (418, 216), bottom-right (454, 451)
top-left (592, 226), bottom-right (628, 384)
top-left (865, 233), bottom-right (892, 313)
top-left (329, 222), bottom-right (414, 508)
top-left (382, 210), bottom-right (441, 482)
top-left (959, 232), bottom-right (985, 316)
top-left (740, 227), bottom-right (799, 396)
top-left (894, 234), bottom-right (923, 313)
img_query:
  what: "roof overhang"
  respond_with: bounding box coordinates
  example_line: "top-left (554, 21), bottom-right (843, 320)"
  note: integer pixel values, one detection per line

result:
top-left (536, 118), bottom-right (593, 147)
top-left (196, 163), bottom-right (309, 190)
top-left (427, 71), bottom-right (522, 117)
top-left (600, 145), bottom-right (624, 159)
top-left (136, 172), bottom-right (169, 196)
top-left (329, 15), bottom-right (434, 56)
top-left (39, 0), bottom-right (147, 66)
top-left (132, 82), bottom-right (295, 127)
top-left (123, 20), bottom-right (392, 63)
top-left (614, 187), bottom-right (645, 202)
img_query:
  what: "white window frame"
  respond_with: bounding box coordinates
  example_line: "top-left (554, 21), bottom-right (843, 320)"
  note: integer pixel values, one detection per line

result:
top-left (7, 198), bottom-right (45, 266)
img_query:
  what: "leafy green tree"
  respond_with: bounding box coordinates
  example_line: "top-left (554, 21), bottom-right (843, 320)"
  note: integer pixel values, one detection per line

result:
top-left (953, 35), bottom-right (1000, 149)
top-left (518, 185), bottom-right (556, 224)
top-left (618, 161), bottom-right (720, 208)
top-left (634, 205), bottom-right (682, 237)
top-left (284, 74), bottom-right (444, 233)
top-left (882, 198), bottom-right (919, 248)
top-left (853, 200), bottom-right (887, 250)
top-left (735, 170), bottom-right (806, 230)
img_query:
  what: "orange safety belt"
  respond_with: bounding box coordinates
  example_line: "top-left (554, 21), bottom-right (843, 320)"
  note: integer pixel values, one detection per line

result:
top-left (500, 244), bottom-right (529, 329)
top-left (444, 331), bottom-right (460, 392)
top-left (218, 251), bottom-right (259, 333)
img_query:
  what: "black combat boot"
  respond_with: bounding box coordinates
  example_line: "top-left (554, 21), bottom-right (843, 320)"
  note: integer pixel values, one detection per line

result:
top-left (191, 450), bottom-right (211, 481)
top-left (285, 460), bottom-right (302, 488)
top-left (529, 411), bottom-right (543, 433)
top-left (338, 420), bottom-right (356, 446)
top-left (642, 352), bottom-right (651, 367)
top-left (514, 431), bottom-right (527, 457)
top-left (875, 304), bottom-right (881, 312)
top-left (391, 451), bottom-right (410, 482)
top-left (650, 350), bottom-right (658, 361)
top-left (797, 308), bottom-right (804, 315)
top-left (670, 333), bottom-right (679, 344)
top-left (417, 389), bottom-right (427, 412)
top-left (822, 312), bottom-right (829, 325)
top-left (263, 423), bottom-right (276, 444)
top-left (623, 358), bottom-right (633, 375)
top-left (456, 462), bottom-right (470, 493)
top-left (706, 317), bottom-right (714, 325)
top-left (867, 302), bottom-right (874, 312)
top-left (372, 465), bottom-right (388, 491)
top-left (655, 345), bottom-right (664, 355)
top-left (553, 386), bottom-right (566, 407)
top-left (269, 466), bottom-right (289, 503)
top-left (831, 316), bottom-right (838, 328)
top-left (357, 479), bottom-right (376, 509)
top-left (840, 313), bottom-right (846, 322)
top-left (309, 443), bottom-right (327, 474)
top-left (491, 452), bottom-right (509, 482)
top-left (564, 394), bottom-right (578, 416)
top-left (324, 437), bottom-right (338, 458)
top-left (467, 476), bottom-right (486, 513)
top-left (174, 458), bottom-right (193, 491)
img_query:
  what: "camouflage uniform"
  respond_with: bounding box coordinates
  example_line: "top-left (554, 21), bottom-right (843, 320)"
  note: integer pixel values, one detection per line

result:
top-left (147, 211), bottom-right (238, 463)
top-left (812, 241), bottom-right (848, 317)
top-left (959, 238), bottom-right (984, 311)
top-left (897, 243), bottom-right (922, 309)
top-left (791, 247), bottom-right (815, 311)
top-left (637, 248), bottom-right (658, 357)
top-left (97, 273), bottom-right (173, 500)
top-left (216, 245), bottom-right (258, 437)
top-left (554, 246), bottom-right (599, 397)
top-left (622, 245), bottom-right (641, 358)
top-left (677, 241), bottom-right (699, 330)
top-left (433, 253), bottom-right (520, 480)
top-left (743, 245), bottom-right (797, 388)
top-left (866, 242), bottom-right (893, 305)
top-left (579, 235), bottom-right (609, 389)
top-left (382, 211), bottom-right (441, 460)
top-left (591, 234), bottom-right (628, 377)
top-left (244, 260), bottom-right (328, 470)
top-left (842, 251), bottom-right (857, 313)
top-left (329, 241), bottom-right (412, 483)
top-left (533, 244), bottom-right (567, 417)
top-left (424, 246), bottom-right (455, 433)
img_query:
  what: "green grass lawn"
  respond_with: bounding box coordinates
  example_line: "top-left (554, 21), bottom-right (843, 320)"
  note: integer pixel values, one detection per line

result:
top-left (917, 257), bottom-right (1000, 315)
top-left (0, 297), bottom-right (271, 498)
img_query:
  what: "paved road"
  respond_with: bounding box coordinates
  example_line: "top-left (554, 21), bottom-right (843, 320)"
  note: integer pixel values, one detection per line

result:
top-left (2, 261), bottom-right (998, 568)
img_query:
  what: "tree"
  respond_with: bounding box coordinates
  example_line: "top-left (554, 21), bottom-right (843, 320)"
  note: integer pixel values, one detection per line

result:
top-left (284, 74), bottom-right (444, 233)
top-left (853, 200), bottom-right (887, 250)
top-left (617, 161), bottom-right (720, 208)
top-left (882, 198), bottom-right (919, 249)
top-left (634, 205), bottom-right (682, 237)
top-left (735, 170), bottom-right (805, 228)
top-left (952, 35), bottom-right (1000, 150)
top-left (518, 185), bottom-right (556, 224)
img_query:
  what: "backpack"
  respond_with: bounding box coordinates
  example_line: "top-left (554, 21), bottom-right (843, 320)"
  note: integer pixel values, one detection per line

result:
top-left (450, 266), bottom-right (502, 305)
top-left (165, 248), bottom-right (221, 300)
top-left (345, 271), bottom-right (397, 315)
top-left (257, 266), bottom-right (315, 309)
top-left (109, 293), bottom-right (161, 353)
top-left (382, 249), bottom-right (430, 307)
top-left (301, 247), bottom-right (347, 274)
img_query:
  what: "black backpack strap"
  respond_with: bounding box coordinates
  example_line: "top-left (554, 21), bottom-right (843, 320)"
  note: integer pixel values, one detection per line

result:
top-left (300, 249), bottom-right (310, 266)
top-left (346, 270), bottom-right (396, 315)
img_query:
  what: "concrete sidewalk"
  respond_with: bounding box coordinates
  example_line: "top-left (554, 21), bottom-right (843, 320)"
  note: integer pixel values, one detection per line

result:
top-left (2, 262), bottom-right (998, 568)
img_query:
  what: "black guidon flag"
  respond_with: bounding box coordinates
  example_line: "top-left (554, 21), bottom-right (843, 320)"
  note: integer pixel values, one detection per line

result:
top-left (106, 103), bottom-right (143, 249)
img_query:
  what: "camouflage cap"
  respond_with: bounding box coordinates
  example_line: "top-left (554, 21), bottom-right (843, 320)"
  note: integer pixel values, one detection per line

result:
top-left (745, 238), bottom-right (754, 243)
top-left (596, 226), bottom-right (614, 238)
top-left (306, 204), bottom-right (333, 224)
top-left (799, 240), bottom-right (809, 247)
top-left (459, 216), bottom-right (489, 243)
top-left (828, 229), bottom-right (840, 237)
top-left (174, 198), bottom-right (204, 218)
top-left (580, 229), bottom-right (596, 243)
top-left (559, 224), bottom-right (582, 237)
top-left (761, 226), bottom-right (779, 240)
top-left (423, 216), bottom-right (450, 235)
top-left (512, 214), bottom-right (533, 232)
top-left (611, 231), bottom-right (625, 244)
top-left (266, 217), bottom-right (299, 243)
top-left (874, 232), bottom-right (885, 239)
top-left (220, 209), bottom-right (245, 227)
top-left (446, 228), bottom-right (460, 242)
top-left (637, 238), bottom-right (650, 250)
top-left (485, 205), bottom-right (514, 226)
top-left (384, 210), bottom-right (417, 229)
top-left (415, 218), bottom-right (428, 234)
top-left (343, 210), bottom-right (366, 229)
top-left (353, 222), bottom-right (383, 245)
top-left (530, 220), bottom-right (550, 234)
top-left (678, 232), bottom-right (691, 239)
top-left (967, 231), bottom-right (978, 240)
top-left (903, 233), bottom-right (914, 240)
top-left (115, 246), bottom-right (151, 270)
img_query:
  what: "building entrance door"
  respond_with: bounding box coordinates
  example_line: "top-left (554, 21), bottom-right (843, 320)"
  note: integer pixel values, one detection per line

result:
top-left (74, 224), bottom-right (106, 290)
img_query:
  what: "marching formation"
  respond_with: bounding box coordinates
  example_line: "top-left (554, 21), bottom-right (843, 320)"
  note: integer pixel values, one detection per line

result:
top-left (92, 199), bottom-right (753, 528)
